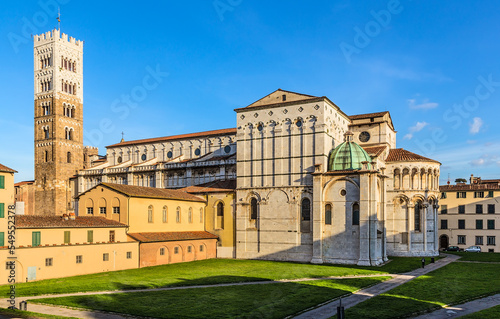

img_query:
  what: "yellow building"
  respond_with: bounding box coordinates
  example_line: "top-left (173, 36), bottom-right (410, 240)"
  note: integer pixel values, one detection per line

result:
top-left (0, 215), bottom-right (138, 283)
top-left (181, 180), bottom-right (236, 258)
top-left (0, 163), bottom-right (17, 253)
top-left (77, 183), bottom-right (218, 267)
top-left (439, 176), bottom-right (499, 252)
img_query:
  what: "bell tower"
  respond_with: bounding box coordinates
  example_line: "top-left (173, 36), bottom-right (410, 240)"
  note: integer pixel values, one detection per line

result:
top-left (33, 29), bottom-right (84, 215)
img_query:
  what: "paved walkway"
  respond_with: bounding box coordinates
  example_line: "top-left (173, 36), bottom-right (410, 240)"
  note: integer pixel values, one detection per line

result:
top-left (292, 254), bottom-right (461, 319)
top-left (413, 293), bottom-right (500, 319)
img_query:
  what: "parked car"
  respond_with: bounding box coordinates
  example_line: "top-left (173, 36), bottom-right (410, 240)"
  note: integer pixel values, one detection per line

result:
top-left (444, 246), bottom-right (463, 252)
top-left (464, 246), bottom-right (481, 253)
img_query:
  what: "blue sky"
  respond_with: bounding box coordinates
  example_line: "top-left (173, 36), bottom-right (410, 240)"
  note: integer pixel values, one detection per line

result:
top-left (1, 0), bottom-right (500, 183)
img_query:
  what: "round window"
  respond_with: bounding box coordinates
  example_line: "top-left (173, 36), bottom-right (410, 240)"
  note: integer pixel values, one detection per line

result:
top-left (117, 156), bottom-right (122, 164)
top-left (167, 151), bottom-right (173, 158)
top-left (141, 154), bottom-right (147, 161)
top-left (340, 189), bottom-right (347, 196)
top-left (359, 131), bottom-right (371, 143)
top-left (257, 124), bottom-right (263, 131)
top-left (296, 120), bottom-right (302, 127)
top-left (194, 148), bottom-right (201, 156)
top-left (224, 145), bottom-right (231, 153)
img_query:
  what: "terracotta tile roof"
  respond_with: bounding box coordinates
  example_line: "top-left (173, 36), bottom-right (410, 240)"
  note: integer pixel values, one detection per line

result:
top-left (362, 145), bottom-right (387, 157)
top-left (14, 180), bottom-right (35, 187)
top-left (440, 183), bottom-right (500, 191)
top-left (181, 179), bottom-right (236, 194)
top-left (349, 111), bottom-right (390, 120)
top-left (83, 183), bottom-right (206, 202)
top-left (0, 163), bottom-right (17, 173)
top-left (16, 216), bottom-right (127, 229)
top-left (128, 231), bottom-right (218, 243)
top-left (106, 128), bottom-right (237, 148)
top-left (386, 148), bottom-right (440, 164)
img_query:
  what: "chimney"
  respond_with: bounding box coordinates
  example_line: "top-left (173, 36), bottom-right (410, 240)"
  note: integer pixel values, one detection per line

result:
top-left (62, 214), bottom-right (69, 221)
top-left (69, 213), bottom-right (76, 220)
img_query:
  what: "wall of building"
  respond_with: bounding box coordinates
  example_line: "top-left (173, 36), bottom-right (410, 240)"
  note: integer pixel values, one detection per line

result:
top-left (0, 241), bottom-right (138, 284)
top-left (439, 188), bottom-right (499, 252)
top-left (14, 182), bottom-right (35, 215)
top-left (203, 192), bottom-right (236, 258)
top-left (138, 239), bottom-right (217, 267)
top-left (15, 226), bottom-right (128, 247)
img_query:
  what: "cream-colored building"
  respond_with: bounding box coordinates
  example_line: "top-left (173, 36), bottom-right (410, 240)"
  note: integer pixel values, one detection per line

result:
top-left (439, 176), bottom-right (499, 252)
top-left (77, 183), bottom-right (218, 267)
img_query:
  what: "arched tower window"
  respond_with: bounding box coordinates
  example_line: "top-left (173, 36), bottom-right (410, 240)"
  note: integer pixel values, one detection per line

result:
top-left (45, 150), bottom-right (48, 162)
top-left (148, 205), bottom-right (154, 223)
top-left (325, 204), bottom-right (332, 225)
top-left (352, 203), bottom-right (360, 226)
top-left (44, 127), bottom-right (50, 139)
top-left (250, 198), bottom-right (258, 220)
top-left (67, 152), bottom-right (71, 163)
top-left (216, 202), bottom-right (224, 229)
top-left (414, 201), bottom-right (422, 232)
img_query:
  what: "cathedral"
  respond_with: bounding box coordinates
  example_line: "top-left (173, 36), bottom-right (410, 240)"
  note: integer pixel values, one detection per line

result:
top-left (30, 29), bottom-right (441, 266)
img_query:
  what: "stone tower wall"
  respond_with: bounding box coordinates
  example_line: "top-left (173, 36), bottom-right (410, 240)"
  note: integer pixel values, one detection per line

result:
top-left (33, 29), bottom-right (84, 215)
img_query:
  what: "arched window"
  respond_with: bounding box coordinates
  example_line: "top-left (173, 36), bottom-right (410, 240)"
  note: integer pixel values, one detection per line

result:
top-left (352, 203), bottom-right (360, 226)
top-left (148, 205), bottom-right (153, 223)
top-left (216, 202), bottom-right (224, 229)
top-left (44, 150), bottom-right (48, 162)
top-left (176, 207), bottom-right (181, 223)
top-left (188, 208), bottom-right (193, 223)
top-left (200, 207), bottom-right (204, 223)
top-left (301, 198), bottom-right (311, 233)
top-left (414, 201), bottom-right (422, 232)
top-left (250, 198), bottom-right (258, 220)
top-left (301, 198), bottom-right (311, 221)
top-left (67, 152), bottom-right (71, 163)
top-left (162, 206), bottom-right (168, 223)
top-left (44, 127), bottom-right (50, 139)
top-left (325, 204), bottom-right (332, 225)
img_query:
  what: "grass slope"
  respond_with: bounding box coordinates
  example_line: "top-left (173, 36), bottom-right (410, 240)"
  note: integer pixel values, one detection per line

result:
top-left (0, 308), bottom-right (77, 319)
top-left (32, 277), bottom-right (391, 319)
top-left (344, 263), bottom-right (500, 319)
top-left (0, 257), bottom-right (423, 297)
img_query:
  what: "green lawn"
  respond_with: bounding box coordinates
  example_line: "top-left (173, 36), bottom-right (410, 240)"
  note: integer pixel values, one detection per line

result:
top-left (0, 308), bottom-right (77, 319)
top-left (0, 257), bottom-right (424, 297)
top-left (32, 277), bottom-right (390, 319)
top-left (343, 262), bottom-right (500, 319)
top-left (445, 251), bottom-right (500, 262)
top-left (461, 304), bottom-right (500, 319)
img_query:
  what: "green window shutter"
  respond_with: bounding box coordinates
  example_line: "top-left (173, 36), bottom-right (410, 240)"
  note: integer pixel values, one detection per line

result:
top-left (0, 203), bottom-right (4, 218)
top-left (0, 176), bottom-right (4, 189)
top-left (64, 231), bottom-right (70, 244)
top-left (0, 232), bottom-right (4, 246)
top-left (87, 230), bottom-right (93, 243)
top-left (32, 231), bottom-right (41, 247)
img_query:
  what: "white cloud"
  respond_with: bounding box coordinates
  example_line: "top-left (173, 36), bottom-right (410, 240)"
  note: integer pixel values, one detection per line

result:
top-left (403, 121), bottom-right (429, 140)
top-left (470, 158), bottom-right (485, 166)
top-left (408, 98), bottom-right (438, 110)
top-left (469, 117), bottom-right (483, 134)
top-left (469, 154), bottom-right (499, 167)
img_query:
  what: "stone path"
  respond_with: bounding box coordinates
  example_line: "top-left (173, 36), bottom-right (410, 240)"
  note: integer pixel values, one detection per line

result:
top-left (292, 254), bottom-right (461, 319)
top-left (413, 293), bottom-right (500, 319)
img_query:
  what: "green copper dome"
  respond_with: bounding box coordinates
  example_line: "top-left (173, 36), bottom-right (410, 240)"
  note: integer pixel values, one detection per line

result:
top-left (328, 132), bottom-right (372, 171)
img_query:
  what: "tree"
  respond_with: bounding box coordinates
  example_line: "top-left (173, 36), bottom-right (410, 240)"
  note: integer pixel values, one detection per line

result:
top-left (455, 178), bottom-right (467, 183)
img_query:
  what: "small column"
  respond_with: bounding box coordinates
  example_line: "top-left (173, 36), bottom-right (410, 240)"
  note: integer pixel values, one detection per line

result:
top-left (407, 203), bottom-right (414, 252)
top-left (357, 171), bottom-right (371, 266)
top-left (311, 165), bottom-right (323, 264)
top-left (155, 169), bottom-right (163, 188)
top-left (423, 202), bottom-right (428, 252)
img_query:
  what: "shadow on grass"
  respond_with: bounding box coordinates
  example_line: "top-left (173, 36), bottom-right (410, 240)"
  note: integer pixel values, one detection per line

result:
top-left (31, 275), bottom-right (389, 319)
